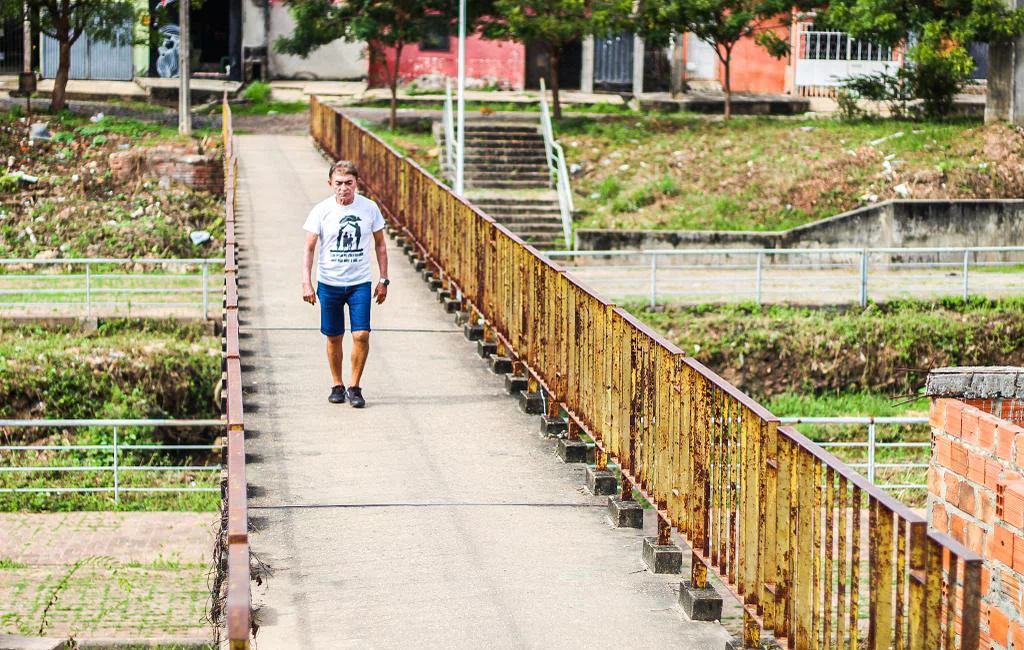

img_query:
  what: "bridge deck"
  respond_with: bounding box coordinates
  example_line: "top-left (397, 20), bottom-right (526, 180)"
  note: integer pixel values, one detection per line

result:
top-left (238, 134), bottom-right (731, 649)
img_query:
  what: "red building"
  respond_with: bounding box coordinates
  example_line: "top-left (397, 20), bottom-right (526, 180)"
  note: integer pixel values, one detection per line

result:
top-left (369, 33), bottom-right (526, 90)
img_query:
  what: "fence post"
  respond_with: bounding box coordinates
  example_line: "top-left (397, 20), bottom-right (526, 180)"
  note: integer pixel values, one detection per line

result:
top-left (755, 251), bottom-right (763, 306)
top-left (85, 263), bottom-right (92, 317)
top-left (962, 249), bottom-right (970, 302)
top-left (867, 422), bottom-right (876, 484)
top-left (202, 262), bottom-right (210, 320)
top-left (113, 426), bottom-right (119, 505)
top-left (649, 254), bottom-right (658, 308)
top-left (859, 249), bottom-right (868, 307)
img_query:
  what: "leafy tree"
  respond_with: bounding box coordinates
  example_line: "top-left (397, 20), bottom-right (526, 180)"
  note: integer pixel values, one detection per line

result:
top-left (637, 0), bottom-right (812, 119)
top-left (480, 0), bottom-right (633, 119)
top-left (277, 0), bottom-right (472, 129)
top-left (0, 0), bottom-right (135, 112)
top-left (824, 0), bottom-right (1024, 118)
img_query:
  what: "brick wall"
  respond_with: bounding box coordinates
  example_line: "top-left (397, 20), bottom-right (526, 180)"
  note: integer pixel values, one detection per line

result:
top-left (929, 397), bottom-right (1024, 650)
top-left (109, 146), bottom-right (225, 196)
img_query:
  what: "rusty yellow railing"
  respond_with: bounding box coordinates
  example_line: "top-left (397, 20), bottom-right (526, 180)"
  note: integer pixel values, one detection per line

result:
top-left (221, 94), bottom-right (251, 650)
top-left (309, 96), bottom-right (981, 650)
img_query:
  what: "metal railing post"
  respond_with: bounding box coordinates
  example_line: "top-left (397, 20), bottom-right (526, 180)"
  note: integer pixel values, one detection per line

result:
top-left (113, 425), bottom-right (119, 505)
top-left (202, 262), bottom-right (210, 320)
top-left (85, 262), bottom-right (92, 317)
top-left (867, 422), bottom-right (876, 484)
top-left (755, 251), bottom-right (763, 305)
top-left (649, 253), bottom-right (658, 308)
top-left (859, 249), bottom-right (868, 307)
top-left (962, 249), bottom-right (970, 301)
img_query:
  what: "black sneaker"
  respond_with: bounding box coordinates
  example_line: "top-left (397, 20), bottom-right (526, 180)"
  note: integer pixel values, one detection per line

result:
top-left (346, 386), bottom-right (366, 408)
top-left (328, 385), bottom-right (346, 404)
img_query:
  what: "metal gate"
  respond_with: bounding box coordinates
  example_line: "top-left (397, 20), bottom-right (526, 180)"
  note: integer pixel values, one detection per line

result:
top-left (794, 23), bottom-right (901, 96)
top-left (41, 23), bottom-right (133, 81)
top-left (594, 32), bottom-right (632, 87)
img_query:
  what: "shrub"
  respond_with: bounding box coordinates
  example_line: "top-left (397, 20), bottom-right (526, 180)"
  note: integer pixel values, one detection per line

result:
top-left (243, 81), bottom-right (271, 104)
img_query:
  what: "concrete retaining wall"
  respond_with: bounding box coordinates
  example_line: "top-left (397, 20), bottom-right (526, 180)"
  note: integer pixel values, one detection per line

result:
top-left (575, 200), bottom-right (1024, 255)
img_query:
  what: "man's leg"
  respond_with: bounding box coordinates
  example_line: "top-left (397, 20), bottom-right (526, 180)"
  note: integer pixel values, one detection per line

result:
top-left (350, 331), bottom-right (369, 387)
top-left (326, 335), bottom-right (345, 386)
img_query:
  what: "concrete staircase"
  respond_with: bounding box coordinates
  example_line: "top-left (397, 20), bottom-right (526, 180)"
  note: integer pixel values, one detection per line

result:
top-left (437, 122), bottom-right (566, 249)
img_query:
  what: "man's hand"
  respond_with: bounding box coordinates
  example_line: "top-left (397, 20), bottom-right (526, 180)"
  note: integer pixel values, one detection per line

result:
top-left (302, 282), bottom-right (316, 305)
top-left (374, 281), bottom-right (388, 305)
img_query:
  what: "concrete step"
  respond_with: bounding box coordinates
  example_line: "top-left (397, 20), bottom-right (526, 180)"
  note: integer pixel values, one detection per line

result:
top-left (485, 214), bottom-right (564, 224)
top-left (475, 208), bottom-right (563, 219)
top-left (463, 155), bottom-right (549, 165)
top-left (443, 133), bottom-right (544, 143)
top-left (466, 179), bottom-right (552, 189)
top-left (461, 123), bottom-right (544, 134)
top-left (458, 163), bottom-right (549, 173)
top-left (469, 196), bottom-right (562, 207)
top-left (464, 171), bottom-right (550, 181)
top-left (454, 140), bottom-right (546, 150)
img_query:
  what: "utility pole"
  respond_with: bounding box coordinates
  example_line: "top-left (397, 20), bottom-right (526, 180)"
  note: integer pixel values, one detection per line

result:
top-left (19, 0), bottom-right (35, 114)
top-left (455, 0), bottom-right (466, 195)
top-left (178, 0), bottom-right (192, 135)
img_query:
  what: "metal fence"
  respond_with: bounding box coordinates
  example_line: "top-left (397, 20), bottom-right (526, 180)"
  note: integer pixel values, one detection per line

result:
top-left (544, 246), bottom-right (1024, 307)
top-left (311, 96), bottom-right (981, 650)
top-left (0, 418), bottom-right (223, 503)
top-left (781, 417), bottom-right (930, 490)
top-left (0, 257), bottom-right (223, 319)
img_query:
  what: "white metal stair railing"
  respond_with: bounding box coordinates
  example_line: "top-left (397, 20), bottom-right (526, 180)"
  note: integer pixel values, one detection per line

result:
top-left (443, 80), bottom-right (458, 185)
top-left (538, 78), bottom-right (575, 251)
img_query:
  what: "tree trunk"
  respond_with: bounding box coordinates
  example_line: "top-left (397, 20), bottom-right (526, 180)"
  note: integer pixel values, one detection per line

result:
top-left (722, 48), bottom-right (733, 120)
top-left (388, 42), bottom-right (404, 131)
top-left (549, 47), bottom-right (562, 120)
top-left (50, 37), bottom-right (73, 113)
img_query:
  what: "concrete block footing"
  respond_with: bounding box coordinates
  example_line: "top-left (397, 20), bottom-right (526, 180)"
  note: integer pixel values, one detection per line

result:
top-left (428, 278), bottom-right (443, 291)
top-left (413, 260), bottom-right (427, 272)
top-left (586, 467), bottom-right (617, 496)
top-left (455, 311), bottom-right (471, 326)
top-left (642, 537), bottom-right (682, 574)
top-left (477, 340), bottom-right (497, 358)
top-left (607, 497), bottom-right (644, 528)
top-left (540, 416), bottom-right (568, 436)
top-left (437, 290), bottom-right (451, 303)
top-left (505, 374), bottom-right (528, 395)
top-left (724, 640), bottom-right (757, 650)
top-left (556, 438), bottom-right (590, 463)
top-left (444, 299), bottom-right (461, 313)
top-left (518, 391), bottom-right (543, 414)
top-left (463, 323), bottom-right (483, 341)
top-left (402, 244), bottom-right (414, 256)
top-left (679, 579), bottom-right (723, 621)
top-left (490, 356), bottom-right (513, 374)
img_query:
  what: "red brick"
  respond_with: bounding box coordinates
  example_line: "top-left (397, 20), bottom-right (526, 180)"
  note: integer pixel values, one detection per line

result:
top-left (981, 565), bottom-right (992, 593)
top-left (933, 503), bottom-right (949, 532)
top-left (960, 482), bottom-right (978, 516)
top-left (1017, 433), bottom-right (1024, 467)
top-left (963, 409), bottom-right (981, 445)
top-left (929, 465), bottom-right (942, 495)
top-left (982, 492), bottom-right (997, 525)
top-left (1004, 483), bottom-right (1024, 530)
top-left (936, 435), bottom-right (953, 469)
top-left (1014, 532), bottom-right (1024, 573)
top-left (946, 400), bottom-right (964, 436)
top-left (970, 450), bottom-right (988, 484)
top-left (990, 606), bottom-right (1009, 647)
top-left (952, 442), bottom-right (970, 474)
top-left (950, 513), bottom-right (968, 544)
top-left (980, 415), bottom-right (998, 449)
top-left (1000, 571), bottom-right (1020, 603)
top-left (987, 459), bottom-right (1004, 491)
top-left (946, 473), bottom-right (962, 507)
top-left (1012, 620), bottom-right (1024, 650)
top-left (931, 399), bottom-right (945, 428)
top-left (997, 426), bottom-right (1016, 462)
top-left (967, 521), bottom-right (986, 554)
top-left (990, 525), bottom-right (1015, 566)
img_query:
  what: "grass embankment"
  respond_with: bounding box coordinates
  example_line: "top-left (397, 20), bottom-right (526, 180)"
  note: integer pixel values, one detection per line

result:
top-left (632, 298), bottom-right (1024, 497)
top-left (0, 320), bottom-right (222, 512)
top-left (0, 111), bottom-right (224, 259)
top-left (558, 115), bottom-right (1023, 232)
top-left (351, 98), bottom-right (635, 115)
top-left (359, 120), bottom-right (443, 179)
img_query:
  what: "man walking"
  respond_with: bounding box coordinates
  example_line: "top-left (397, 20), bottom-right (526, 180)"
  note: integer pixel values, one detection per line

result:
top-left (302, 160), bottom-right (389, 407)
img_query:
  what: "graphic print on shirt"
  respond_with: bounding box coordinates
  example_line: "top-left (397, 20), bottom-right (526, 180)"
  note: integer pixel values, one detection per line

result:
top-left (329, 214), bottom-right (364, 263)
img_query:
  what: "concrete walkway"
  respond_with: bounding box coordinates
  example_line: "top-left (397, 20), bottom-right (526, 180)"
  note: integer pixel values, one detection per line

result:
top-left (239, 134), bottom-right (732, 649)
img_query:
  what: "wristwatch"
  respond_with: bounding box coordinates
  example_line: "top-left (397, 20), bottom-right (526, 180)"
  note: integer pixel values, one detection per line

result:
top-left (380, 278), bottom-right (390, 286)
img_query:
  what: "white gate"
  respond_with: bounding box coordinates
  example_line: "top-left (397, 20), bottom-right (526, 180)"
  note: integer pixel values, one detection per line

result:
top-left (687, 34), bottom-right (717, 81)
top-left (40, 23), bottom-right (133, 81)
top-left (794, 24), bottom-right (901, 96)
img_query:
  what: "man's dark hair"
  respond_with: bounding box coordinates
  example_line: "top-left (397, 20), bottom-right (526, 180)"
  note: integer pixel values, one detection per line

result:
top-left (329, 160), bottom-right (359, 179)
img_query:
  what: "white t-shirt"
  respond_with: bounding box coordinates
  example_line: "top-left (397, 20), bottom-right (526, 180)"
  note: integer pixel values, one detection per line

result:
top-left (302, 193), bottom-right (386, 287)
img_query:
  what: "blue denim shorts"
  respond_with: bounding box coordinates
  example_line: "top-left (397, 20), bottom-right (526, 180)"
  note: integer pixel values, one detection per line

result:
top-left (317, 281), bottom-right (371, 337)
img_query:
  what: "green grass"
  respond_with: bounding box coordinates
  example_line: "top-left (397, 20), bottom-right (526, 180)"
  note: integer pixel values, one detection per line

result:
top-left (361, 121), bottom-right (443, 178)
top-left (232, 99), bottom-right (309, 116)
top-left (352, 98), bottom-right (637, 115)
top-left (555, 113), bottom-right (1021, 232)
top-left (0, 558), bottom-right (29, 569)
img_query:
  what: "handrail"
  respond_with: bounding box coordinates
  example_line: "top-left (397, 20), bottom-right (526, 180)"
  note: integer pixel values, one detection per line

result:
top-left (538, 78), bottom-right (575, 251)
top-left (309, 96), bottom-right (981, 650)
top-left (443, 80), bottom-right (457, 182)
top-left (221, 92), bottom-right (251, 649)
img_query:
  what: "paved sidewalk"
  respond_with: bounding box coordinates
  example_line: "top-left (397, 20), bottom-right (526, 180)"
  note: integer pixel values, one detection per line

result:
top-left (0, 513), bottom-right (215, 641)
top-left (239, 134), bottom-right (733, 649)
